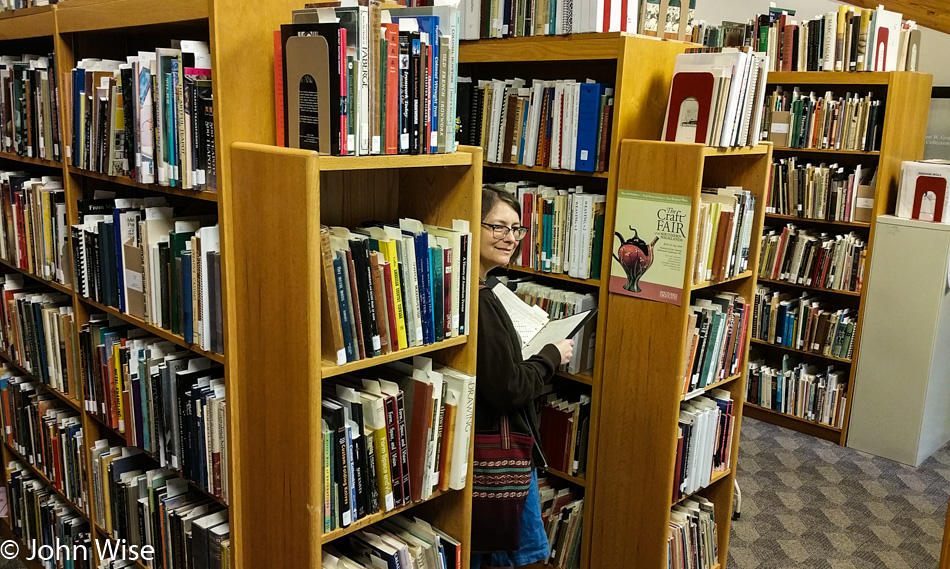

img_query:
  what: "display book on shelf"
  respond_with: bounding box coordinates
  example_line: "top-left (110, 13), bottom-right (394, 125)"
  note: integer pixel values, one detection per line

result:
top-left (742, 70), bottom-right (932, 445)
top-left (590, 140), bottom-right (771, 569)
top-left (457, 30), bottom-right (687, 569)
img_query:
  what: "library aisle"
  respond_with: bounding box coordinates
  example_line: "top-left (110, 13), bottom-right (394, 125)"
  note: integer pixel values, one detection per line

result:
top-left (730, 419), bottom-right (950, 569)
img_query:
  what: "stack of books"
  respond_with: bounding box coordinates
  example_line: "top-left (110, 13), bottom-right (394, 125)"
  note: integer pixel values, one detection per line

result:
top-left (0, 372), bottom-right (86, 509)
top-left (80, 317), bottom-right (228, 498)
top-left (457, 78), bottom-right (615, 172)
top-left (0, 54), bottom-right (62, 162)
top-left (748, 357), bottom-right (848, 428)
top-left (762, 88), bottom-right (883, 152)
top-left (73, 197), bottom-right (223, 353)
top-left (692, 187), bottom-right (756, 285)
top-left (538, 479), bottom-right (583, 569)
top-left (767, 159), bottom-right (875, 222)
top-left (674, 389), bottom-right (735, 502)
top-left (8, 465), bottom-right (91, 559)
top-left (321, 220), bottom-right (473, 366)
top-left (321, 514), bottom-right (462, 569)
top-left (758, 225), bottom-right (867, 293)
top-left (496, 181), bottom-right (606, 280)
top-left (752, 287), bottom-right (858, 360)
top-left (668, 497), bottom-right (718, 569)
top-left (683, 293), bottom-right (750, 395)
top-left (0, 172), bottom-right (70, 286)
top-left (0, 276), bottom-right (78, 397)
top-left (276, 2), bottom-right (460, 156)
top-left (539, 392), bottom-right (591, 477)
top-left (510, 280), bottom-right (597, 375)
top-left (663, 50), bottom-right (769, 148)
top-left (693, 5), bottom-right (920, 73)
top-left (70, 41), bottom-right (216, 191)
top-left (321, 357), bottom-right (475, 532)
top-left (459, 0), bottom-right (642, 39)
top-left (89, 446), bottom-right (230, 569)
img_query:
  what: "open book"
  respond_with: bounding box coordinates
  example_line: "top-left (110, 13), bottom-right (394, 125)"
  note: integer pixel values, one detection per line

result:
top-left (491, 283), bottom-right (597, 359)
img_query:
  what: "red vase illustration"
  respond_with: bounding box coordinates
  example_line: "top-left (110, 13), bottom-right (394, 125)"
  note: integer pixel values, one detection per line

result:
top-left (613, 227), bottom-right (659, 293)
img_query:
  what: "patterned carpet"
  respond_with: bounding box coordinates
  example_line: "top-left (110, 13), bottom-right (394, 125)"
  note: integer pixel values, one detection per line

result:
top-left (729, 418), bottom-right (950, 569)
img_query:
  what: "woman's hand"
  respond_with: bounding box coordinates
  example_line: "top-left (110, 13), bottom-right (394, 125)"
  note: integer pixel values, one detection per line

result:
top-left (552, 339), bottom-right (575, 366)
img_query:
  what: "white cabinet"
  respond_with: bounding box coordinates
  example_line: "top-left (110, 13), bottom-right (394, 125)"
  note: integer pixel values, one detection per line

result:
top-left (848, 216), bottom-right (950, 466)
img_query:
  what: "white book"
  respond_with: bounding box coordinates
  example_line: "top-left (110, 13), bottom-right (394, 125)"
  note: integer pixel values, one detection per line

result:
top-left (451, 219), bottom-right (472, 336)
top-left (720, 50), bottom-right (751, 147)
top-left (524, 81), bottom-right (545, 167)
top-left (873, 6), bottom-right (902, 72)
top-left (551, 81), bottom-right (564, 169)
top-left (487, 79), bottom-right (505, 163)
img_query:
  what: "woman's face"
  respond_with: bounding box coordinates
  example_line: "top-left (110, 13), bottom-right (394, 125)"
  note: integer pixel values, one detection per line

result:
top-left (481, 201), bottom-right (521, 272)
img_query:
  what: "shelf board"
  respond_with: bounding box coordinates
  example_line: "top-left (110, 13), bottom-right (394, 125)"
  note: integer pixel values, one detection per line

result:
top-left (764, 213), bottom-right (871, 229)
top-left (767, 71), bottom-right (892, 85)
top-left (505, 265), bottom-right (601, 287)
top-left (672, 467), bottom-right (731, 507)
top-left (68, 167), bottom-right (219, 202)
top-left (483, 161), bottom-right (610, 178)
top-left (0, 6), bottom-right (54, 40)
top-left (4, 441), bottom-right (89, 519)
top-left (757, 278), bottom-right (863, 298)
top-left (0, 350), bottom-right (82, 412)
top-left (544, 467), bottom-right (586, 487)
top-left (681, 373), bottom-right (741, 401)
top-left (691, 270), bottom-right (753, 291)
top-left (317, 152), bottom-right (473, 171)
top-left (743, 403), bottom-right (843, 433)
top-left (56, 0), bottom-right (209, 33)
top-left (750, 338), bottom-right (852, 364)
top-left (0, 152), bottom-right (60, 169)
top-left (322, 336), bottom-right (468, 378)
top-left (0, 257), bottom-right (74, 295)
top-left (79, 296), bottom-right (225, 364)
top-left (555, 370), bottom-right (594, 386)
top-left (703, 146), bottom-right (770, 157)
top-left (771, 146), bottom-right (880, 156)
top-left (460, 32), bottom-right (626, 63)
top-left (321, 489), bottom-right (451, 544)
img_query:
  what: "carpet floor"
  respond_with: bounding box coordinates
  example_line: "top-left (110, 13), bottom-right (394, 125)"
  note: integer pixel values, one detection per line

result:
top-left (728, 417), bottom-right (950, 569)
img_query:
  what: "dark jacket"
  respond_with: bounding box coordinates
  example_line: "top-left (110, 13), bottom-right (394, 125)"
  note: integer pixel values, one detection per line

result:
top-left (475, 284), bottom-right (561, 467)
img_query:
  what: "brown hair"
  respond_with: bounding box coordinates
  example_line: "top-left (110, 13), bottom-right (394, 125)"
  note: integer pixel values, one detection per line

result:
top-left (481, 184), bottom-right (524, 262)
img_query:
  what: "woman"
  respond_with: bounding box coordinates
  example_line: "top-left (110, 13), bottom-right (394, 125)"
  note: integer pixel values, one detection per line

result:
top-left (472, 185), bottom-right (574, 568)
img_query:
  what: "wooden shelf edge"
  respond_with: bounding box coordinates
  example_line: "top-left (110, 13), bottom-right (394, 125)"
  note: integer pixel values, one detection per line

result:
top-left (681, 373), bottom-right (741, 401)
top-left (483, 161), bottom-right (610, 178)
top-left (771, 146), bottom-right (880, 156)
top-left (322, 336), bottom-right (468, 378)
top-left (703, 145), bottom-right (770, 157)
top-left (79, 296), bottom-right (225, 363)
top-left (68, 167), bottom-right (219, 202)
top-left (459, 32), bottom-right (626, 62)
top-left (691, 271), bottom-right (753, 291)
top-left (743, 403), bottom-right (844, 439)
top-left (672, 467), bottom-right (732, 507)
top-left (504, 265), bottom-right (602, 287)
top-left (555, 370), bottom-right (594, 385)
top-left (0, 151), bottom-right (61, 168)
top-left (0, 350), bottom-right (82, 412)
top-left (321, 489), bottom-right (452, 544)
top-left (767, 71), bottom-right (893, 85)
top-left (56, 0), bottom-right (209, 33)
top-left (543, 467), bottom-right (587, 487)
top-left (756, 278), bottom-right (863, 297)
top-left (317, 152), bottom-right (473, 171)
top-left (764, 213), bottom-right (871, 229)
top-left (0, 258), bottom-right (74, 295)
top-left (4, 441), bottom-right (89, 519)
top-left (749, 338), bottom-right (852, 364)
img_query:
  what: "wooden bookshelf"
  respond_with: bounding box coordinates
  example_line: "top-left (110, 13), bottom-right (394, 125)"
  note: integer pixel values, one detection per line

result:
top-left (544, 467), bottom-right (587, 487)
top-left (0, 152), bottom-right (62, 168)
top-left (0, 258), bottom-right (74, 295)
top-left (226, 143), bottom-right (482, 568)
top-left (556, 370), bottom-right (595, 386)
top-left (756, 277), bottom-right (864, 298)
top-left (3, 442), bottom-right (89, 518)
top-left (743, 403), bottom-right (843, 443)
top-left (750, 338), bottom-right (853, 364)
top-left (592, 140), bottom-right (771, 569)
top-left (459, 33), bottom-right (687, 569)
top-left (752, 71), bottom-right (932, 446)
top-left (771, 146), bottom-right (881, 156)
top-left (0, 4), bottom-right (53, 39)
top-left (0, 349), bottom-right (82, 412)
top-left (320, 489), bottom-right (451, 544)
top-left (55, 0), bottom-right (209, 32)
top-left (67, 167), bottom-right (220, 202)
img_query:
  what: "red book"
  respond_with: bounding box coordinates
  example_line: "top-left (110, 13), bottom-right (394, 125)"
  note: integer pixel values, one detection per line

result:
top-left (664, 71), bottom-right (716, 144)
top-left (597, 101), bottom-right (613, 172)
top-left (274, 30), bottom-right (285, 147)
top-left (402, 378), bottom-right (433, 502)
top-left (782, 24), bottom-right (798, 71)
top-left (384, 24), bottom-right (399, 155)
top-left (522, 193), bottom-right (533, 267)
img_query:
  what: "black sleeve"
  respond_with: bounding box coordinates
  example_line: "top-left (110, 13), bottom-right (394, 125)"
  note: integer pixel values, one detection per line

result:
top-left (476, 290), bottom-right (561, 412)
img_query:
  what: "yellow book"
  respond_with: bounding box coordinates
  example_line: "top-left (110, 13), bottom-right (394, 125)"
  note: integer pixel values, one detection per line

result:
top-left (857, 9), bottom-right (872, 71)
top-left (835, 5), bottom-right (849, 71)
top-left (100, 450), bottom-right (122, 532)
top-left (380, 239), bottom-right (408, 350)
top-left (113, 343), bottom-right (125, 433)
top-left (371, 426), bottom-right (394, 512)
top-left (41, 189), bottom-right (53, 278)
top-left (705, 202), bottom-right (722, 281)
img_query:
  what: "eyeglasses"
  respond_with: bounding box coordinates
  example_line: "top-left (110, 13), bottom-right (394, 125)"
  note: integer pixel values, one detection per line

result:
top-left (481, 222), bottom-right (529, 241)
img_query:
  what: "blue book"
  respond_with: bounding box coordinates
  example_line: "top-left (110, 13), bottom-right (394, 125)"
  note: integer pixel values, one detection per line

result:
top-left (518, 99), bottom-right (529, 163)
top-left (408, 230), bottom-right (434, 344)
top-left (333, 256), bottom-right (357, 362)
top-left (575, 83), bottom-right (602, 172)
top-left (182, 251), bottom-right (194, 344)
top-left (699, 311), bottom-right (723, 387)
top-left (138, 350), bottom-right (151, 450)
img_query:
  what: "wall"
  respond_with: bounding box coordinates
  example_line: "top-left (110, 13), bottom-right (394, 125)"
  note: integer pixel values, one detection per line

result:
top-left (692, 0), bottom-right (950, 86)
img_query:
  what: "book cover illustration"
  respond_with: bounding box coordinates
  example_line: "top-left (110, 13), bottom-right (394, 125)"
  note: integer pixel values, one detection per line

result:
top-left (609, 189), bottom-right (690, 306)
